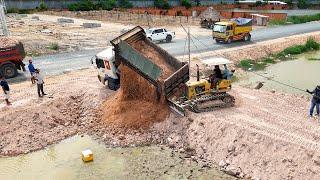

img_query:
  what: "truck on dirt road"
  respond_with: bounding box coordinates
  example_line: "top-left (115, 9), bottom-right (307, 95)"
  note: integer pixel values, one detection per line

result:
top-left (0, 38), bottom-right (26, 78)
top-left (212, 18), bottom-right (252, 44)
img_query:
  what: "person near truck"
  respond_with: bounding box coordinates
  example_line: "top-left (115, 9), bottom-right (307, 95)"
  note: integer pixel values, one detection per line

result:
top-left (34, 69), bottom-right (47, 97)
top-left (307, 85), bottom-right (320, 117)
top-left (0, 75), bottom-right (11, 106)
top-left (28, 59), bottom-right (36, 84)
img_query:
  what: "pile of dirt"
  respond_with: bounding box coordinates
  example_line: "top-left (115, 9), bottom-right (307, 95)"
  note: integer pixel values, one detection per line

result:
top-left (102, 39), bottom-right (177, 130)
top-left (0, 37), bottom-right (19, 49)
top-left (102, 65), bottom-right (169, 130)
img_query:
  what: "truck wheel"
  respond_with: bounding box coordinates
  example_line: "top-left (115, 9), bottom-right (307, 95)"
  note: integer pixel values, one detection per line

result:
top-left (1, 63), bottom-right (18, 78)
top-left (215, 39), bottom-right (220, 43)
top-left (226, 38), bottom-right (232, 44)
top-left (166, 35), bottom-right (172, 43)
top-left (244, 34), bottom-right (251, 41)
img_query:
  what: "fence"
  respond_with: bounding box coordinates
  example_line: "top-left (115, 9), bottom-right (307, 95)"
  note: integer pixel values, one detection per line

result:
top-left (44, 10), bottom-right (202, 26)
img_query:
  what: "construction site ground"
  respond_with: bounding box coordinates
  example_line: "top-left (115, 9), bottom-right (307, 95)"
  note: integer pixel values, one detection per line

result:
top-left (2, 12), bottom-right (320, 179)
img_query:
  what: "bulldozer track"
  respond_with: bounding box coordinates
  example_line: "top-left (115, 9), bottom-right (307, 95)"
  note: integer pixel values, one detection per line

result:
top-left (190, 93), bottom-right (235, 113)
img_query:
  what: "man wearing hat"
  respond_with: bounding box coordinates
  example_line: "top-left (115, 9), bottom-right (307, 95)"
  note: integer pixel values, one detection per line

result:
top-left (34, 69), bottom-right (47, 97)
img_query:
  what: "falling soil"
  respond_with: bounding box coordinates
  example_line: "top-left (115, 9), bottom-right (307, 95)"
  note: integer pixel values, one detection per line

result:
top-left (102, 38), bottom-right (179, 130)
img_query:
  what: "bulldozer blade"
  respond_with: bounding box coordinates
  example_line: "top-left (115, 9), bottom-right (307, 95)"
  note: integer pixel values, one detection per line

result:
top-left (168, 100), bottom-right (186, 117)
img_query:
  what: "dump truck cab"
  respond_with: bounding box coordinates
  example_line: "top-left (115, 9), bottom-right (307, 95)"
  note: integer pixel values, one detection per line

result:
top-left (213, 18), bottom-right (252, 44)
top-left (91, 47), bottom-right (120, 90)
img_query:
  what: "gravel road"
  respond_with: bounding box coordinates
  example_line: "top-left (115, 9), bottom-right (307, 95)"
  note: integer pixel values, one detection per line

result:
top-left (24, 22), bottom-right (320, 76)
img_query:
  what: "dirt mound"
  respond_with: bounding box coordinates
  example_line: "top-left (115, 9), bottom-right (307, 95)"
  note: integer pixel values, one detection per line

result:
top-left (0, 37), bottom-right (19, 49)
top-left (102, 65), bottom-right (169, 130)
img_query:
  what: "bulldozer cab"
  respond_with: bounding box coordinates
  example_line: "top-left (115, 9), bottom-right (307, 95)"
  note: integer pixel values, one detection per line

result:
top-left (202, 57), bottom-right (234, 91)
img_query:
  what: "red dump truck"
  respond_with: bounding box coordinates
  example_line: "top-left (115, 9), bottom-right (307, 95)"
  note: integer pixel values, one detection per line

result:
top-left (0, 38), bottom-right (26, 78)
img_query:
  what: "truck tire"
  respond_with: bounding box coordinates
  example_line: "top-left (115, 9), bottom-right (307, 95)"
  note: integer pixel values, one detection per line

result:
top-left (244, 34), bottom-right (251, 41)
top-left (166, 35), bottom-right (172, 43)
top-left (1, 63), bottom-right (18, 78)
top-left (215, 39), bottom-right (220, 43)
top-left (226, 38), bottom-right (232, 44)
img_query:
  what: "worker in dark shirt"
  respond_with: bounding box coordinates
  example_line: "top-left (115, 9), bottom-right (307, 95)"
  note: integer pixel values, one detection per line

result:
top-left (307, 85), bottom-right (320, 117)
top-left (210, 65), bottom-right (222, 88)
top-left (0, 75), bottom-right (11, 106)
top-left (28, 59), bottom-right (36, 84)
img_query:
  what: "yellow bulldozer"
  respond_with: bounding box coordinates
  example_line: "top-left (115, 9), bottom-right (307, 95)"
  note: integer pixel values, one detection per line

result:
top-left (168, 57), bottom-right (235, 116)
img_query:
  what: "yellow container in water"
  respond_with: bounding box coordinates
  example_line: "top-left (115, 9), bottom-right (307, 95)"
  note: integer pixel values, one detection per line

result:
top-left (81, 149), bottom-right (93, 162)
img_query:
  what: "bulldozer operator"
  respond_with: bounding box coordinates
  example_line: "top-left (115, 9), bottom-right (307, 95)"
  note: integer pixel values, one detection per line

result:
top-left (210, 65), bottom-right (223, 89)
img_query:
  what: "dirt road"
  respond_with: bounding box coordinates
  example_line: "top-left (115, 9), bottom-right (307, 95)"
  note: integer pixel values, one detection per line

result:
top-left (1, 66), bottom-right (320, 179)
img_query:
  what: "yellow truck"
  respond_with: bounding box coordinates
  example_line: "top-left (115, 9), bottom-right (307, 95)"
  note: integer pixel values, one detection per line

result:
top-left (212, 18), bottom-right (252, 44)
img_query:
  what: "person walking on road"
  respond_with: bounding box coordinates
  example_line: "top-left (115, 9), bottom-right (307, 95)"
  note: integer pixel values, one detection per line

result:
top-left (34, 69), bottom-right (47, 97)
top-left (28, 59), bottom-right (36, 84)
top-left (307, 85), bottom-right (320, 117)
top-left (0, 75), bottom-right (11, 106)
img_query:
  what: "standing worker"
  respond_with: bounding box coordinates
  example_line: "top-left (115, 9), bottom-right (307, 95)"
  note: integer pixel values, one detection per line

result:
top-left (28, 59), bottom-right (36, 84)
top-left (34, 69), bottom-right (47, 97)
top-left (307, 85), bottom-right (320, 117)
top-left (0, 75), bottom-right (11, 106)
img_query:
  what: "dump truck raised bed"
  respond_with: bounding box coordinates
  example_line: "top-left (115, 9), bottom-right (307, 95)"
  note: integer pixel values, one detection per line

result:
top-left (110, 26), bottom-right (189, 98)
top-left (0, 37), bottom-right (26, 78)
top-left (212, 18), bottom-right (252, 44)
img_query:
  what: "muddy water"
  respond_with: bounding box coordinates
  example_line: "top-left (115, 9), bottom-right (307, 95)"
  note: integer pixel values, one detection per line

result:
top-left (238, 50), bottom-right (320, 94)
top-left (0, 135), bottom-right (234, 180)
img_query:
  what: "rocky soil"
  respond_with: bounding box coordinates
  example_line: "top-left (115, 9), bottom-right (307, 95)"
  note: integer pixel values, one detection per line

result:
top-left (1, 66), bottom-right (320, 179)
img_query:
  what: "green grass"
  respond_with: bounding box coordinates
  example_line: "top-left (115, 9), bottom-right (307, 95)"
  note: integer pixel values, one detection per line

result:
top-left (308, 58), bottom-right (320, 61)
top-left (276, 37), bottom-right (320, 59)
top-left (268, 19), bottom-right (287, 26)
top-left (287, 13), bottom-right (320, 24)
top-left (238, 57), bottom-right (276, 71)
top-left (48, 43), bottom-right (59, 51)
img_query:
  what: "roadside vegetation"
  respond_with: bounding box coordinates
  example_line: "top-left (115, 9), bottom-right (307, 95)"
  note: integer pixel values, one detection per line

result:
top-left (269, 13), bottom-right (320, 26)
top-left (238, 37), bottom-right (320, 70)
top-left (48, 43), bottom-right (59, 51)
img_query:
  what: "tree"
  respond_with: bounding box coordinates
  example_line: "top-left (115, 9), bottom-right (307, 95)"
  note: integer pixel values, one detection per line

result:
top-left (181, 0), bottom-right (192, 9)
top-left (194, 0), bottom-right (201, 6)
top-left (297, 0), bottom-right (309, 9)
top-left (119, 0), bottom-right (133, 9)
top-left (97, 0), bottom-right (116, 10)
top-left (154, 0), bottom-right (171, 9)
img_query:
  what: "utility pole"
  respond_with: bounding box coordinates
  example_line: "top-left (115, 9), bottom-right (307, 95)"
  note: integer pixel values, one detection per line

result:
top-left (0, 4), bottom-right (9, 36)
top-left (188, 26), bottom-right (190, 66)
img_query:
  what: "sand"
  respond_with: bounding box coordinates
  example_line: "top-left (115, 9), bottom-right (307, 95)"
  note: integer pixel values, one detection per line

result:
top-left (0, 37), bottom-right (19, 49)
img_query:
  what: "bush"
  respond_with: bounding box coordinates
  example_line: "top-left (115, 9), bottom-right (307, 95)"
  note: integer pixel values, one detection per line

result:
top-left (297, 0), bottom-right (309, 9)
top-left (68, 0), bottom-right (96, 11)
top-left (268, 19), bottom-right (287, 26)
top-left (194, 0), bottom-right (201, 6)
top-left (238, 59), bottom-right (254, 70)
top-left (7, 8), bottom-right (20, 13)
top-left (97, 0), bottom-right (116, 10)
top-left (283, 45), bottom-right (307, 55)
top-left (48, 43), bottom-right (59, 51)
top-left (181, 0), bottom-right (192, 9)
top-left (119, 0), bottom-right (133, 9)
top-left (154, 0), bottom-right (171, 9)
top-left (287, 13), bottom-right (320, 24)
top-left (39, 1), bottom-right (48, 11)
top-left (305, 37), bottom-right (320, 50)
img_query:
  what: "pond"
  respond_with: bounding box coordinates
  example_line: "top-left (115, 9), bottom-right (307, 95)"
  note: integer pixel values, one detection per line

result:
top-left (0, 135), bottom-right (234, 180)
top-left (238, 50), bottom-right (320, 94)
